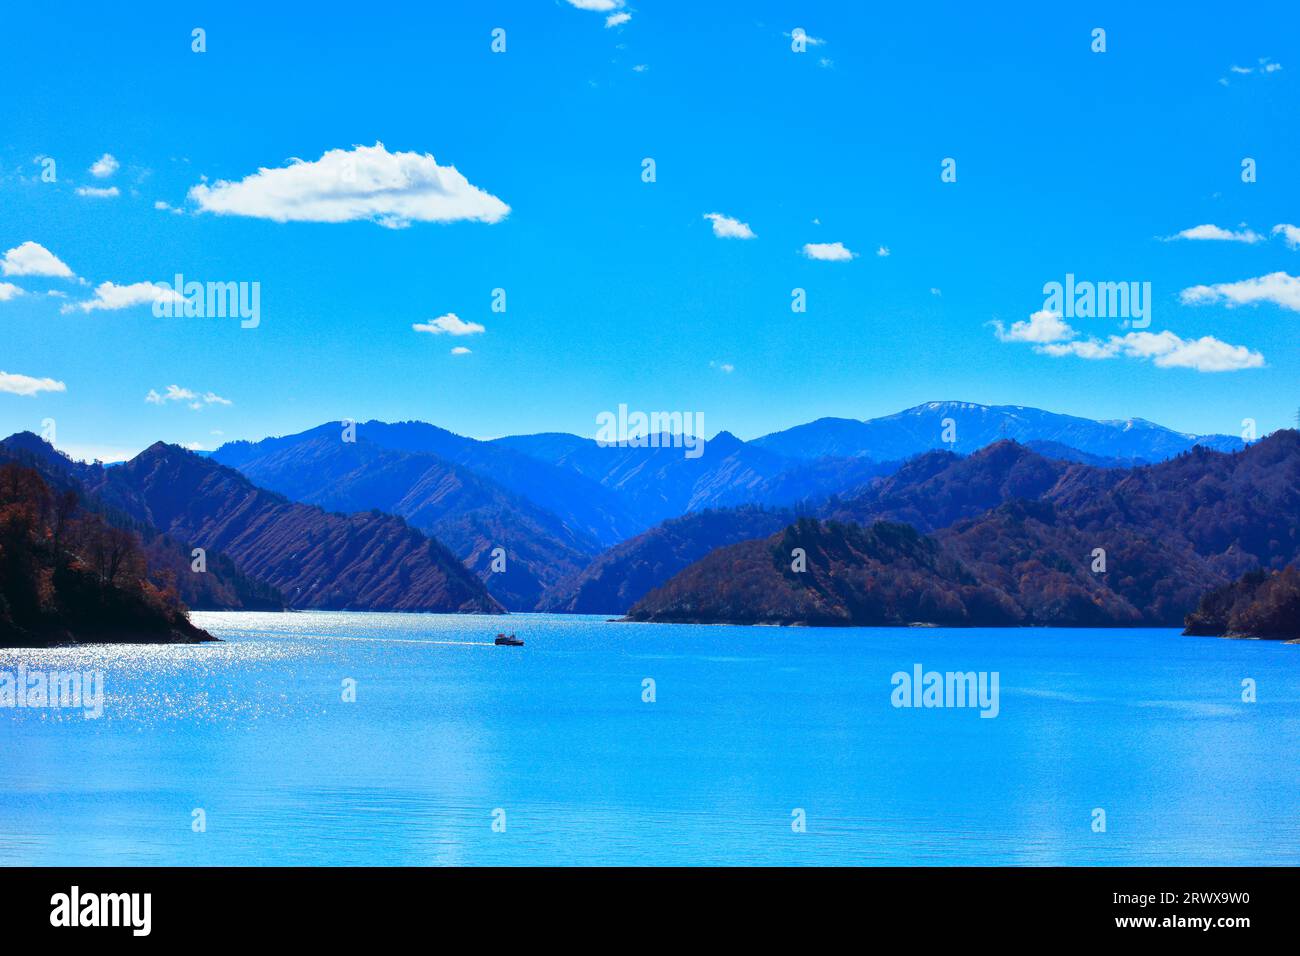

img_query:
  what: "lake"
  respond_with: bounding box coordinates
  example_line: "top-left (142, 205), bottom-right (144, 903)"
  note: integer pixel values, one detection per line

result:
top-left (1, 611), bottom-right (1297, 866)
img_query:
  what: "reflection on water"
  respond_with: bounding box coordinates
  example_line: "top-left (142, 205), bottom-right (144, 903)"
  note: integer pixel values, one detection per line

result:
top-left (1, 612), bottom-right (1296, 865)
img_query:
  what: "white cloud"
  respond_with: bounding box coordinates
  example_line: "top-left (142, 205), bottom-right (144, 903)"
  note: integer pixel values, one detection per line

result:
top-left (1272, 224), bottom-right (1300, 249)
top-left (0, 371), bottom-right (66, 396)
top-left (784, 29), bottom-right (826, 46)
top-left (68, 281), bottom-right (182, 313)
top-left (991, 309), bottom-right (1075, 344)
top-left (703, 212), bottom-right (756, 239)
top-left (89, 153), bottom-right (120, 178)
top-left (993, 310), bottom-right (1263, 372)
top-left (0, 282), bottom-right (23, 301)
top-left (1165, 223), bottom-right (1263, 243)
top-left (413, 313), bottom-right (485, 336)
top-left (565, 0), bottom-right (623, 10)
top-left (188, 142), bottom-right (510, 229)
top-left (146, 385), bottom-right (194, 405)
top-left (154, 200), bottom-right (184, 215)
top-left (450, 346), bottom-right (472, 355)
top-left (631, 63), bottom-right (649, 72)
top-left (606, 12), bottom-right (632, 27)
top-left (1038, 331), bottom-right (1264, 372)
top-left (76, 185), bottom-right (120, 198)
top-left (930, 287), bottom-right (942, 296)
top-left (801, 241), bottom-right (856, 261)
top-left (876, 245), bottom-right (890, 257)
top-left (1, 241), bottom-right (75, 278)
top-left (1219, 58), bottom-right (1282, 84)
top-left (145, 385), bottom-right (231, 408)
top-left (1180, 272), bottom-right (1300, 312)
top-left (1036, 338), bottom-right (1115, 361)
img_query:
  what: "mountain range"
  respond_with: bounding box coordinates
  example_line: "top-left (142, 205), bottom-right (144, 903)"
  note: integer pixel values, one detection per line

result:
top-left (0, 400), bottom-right (1278, 631)
top-left (0, 434), bottom-right (501, 614)
top-left (210, 425), bottom-right (605, 610)
top-left (209, 420), bottom-right (895, 607)
top-left (94, 443), bottom-right (502, 613)
top-left (536, 506), bottom-right (797, 614)
top-left (629, 432), bottom-right (1299, 626)
top-left (198, 402), bottom-right (1245, 610)
top-left (0, 432), bottom-right (283, 612)
top-left (750, 401), bottom-right (1245, 462)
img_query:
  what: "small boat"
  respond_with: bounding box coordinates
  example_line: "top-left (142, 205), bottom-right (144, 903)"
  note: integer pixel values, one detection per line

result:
top-left (494, 632), bottom-right (524, 647)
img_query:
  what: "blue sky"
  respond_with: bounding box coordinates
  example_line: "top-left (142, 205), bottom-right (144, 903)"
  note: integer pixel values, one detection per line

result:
top-left (1, 1), bottom-right (1297, 461)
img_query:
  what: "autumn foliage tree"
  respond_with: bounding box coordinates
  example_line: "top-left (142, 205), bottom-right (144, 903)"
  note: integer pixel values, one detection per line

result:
top-left (0, 463), bottom-right (209, 646)
top-left (1184, 566), bottom-right (1300, 639)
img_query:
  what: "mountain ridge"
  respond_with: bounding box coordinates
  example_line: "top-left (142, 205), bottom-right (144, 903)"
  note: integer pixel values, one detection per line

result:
top-left (0, 461), bottom-right (215, 646)
top-left (210, 431), bottom-right (600, 610)
top-left (751, 401), bottom-right (1246, 462)
top-left (628, 432), bottom-right (1299, 627)
top-left (0, 433), bottom-right (284, 611)
top-left (85, 442), bottom-right (504, 614)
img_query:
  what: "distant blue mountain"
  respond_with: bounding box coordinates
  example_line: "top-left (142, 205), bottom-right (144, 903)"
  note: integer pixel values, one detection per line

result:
top-left (215, 420), bottom-right (641, 549)
top-left (750, 401), bottom-right (1246, 462)
top-left (206, 402), bottom-right (1260, 611)
top-left (1022, 440), bottom-right (1148, 469)
top-left (493, 430), bottom-right (792, 528)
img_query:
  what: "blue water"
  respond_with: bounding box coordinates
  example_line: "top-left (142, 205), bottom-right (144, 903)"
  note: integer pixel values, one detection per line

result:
top-left (1, 612), bottom-right (1297, 866)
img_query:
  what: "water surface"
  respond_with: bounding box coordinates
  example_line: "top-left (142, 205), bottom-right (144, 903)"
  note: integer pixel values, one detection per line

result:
top-left (2, 612), bottom-right (1296, 865)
